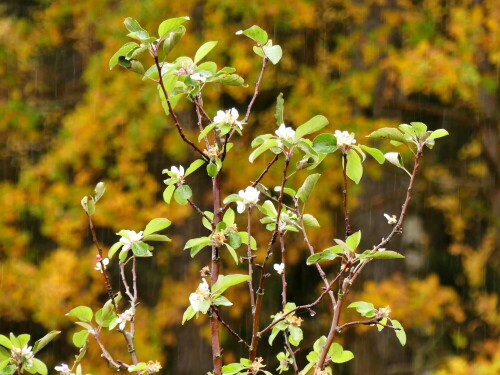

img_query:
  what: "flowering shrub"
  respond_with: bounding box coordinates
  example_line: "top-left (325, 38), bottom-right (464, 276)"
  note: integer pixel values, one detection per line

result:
top-left (1, 16), bottom-right (449, 375)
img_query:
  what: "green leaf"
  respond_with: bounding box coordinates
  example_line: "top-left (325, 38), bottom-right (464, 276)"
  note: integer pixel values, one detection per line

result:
top-left (213, 296), bottom-right (233, 307)
top-left (131, 241), bottom-right (153, 257)
top-left (17, 334), bottom-right (30, 348)
top-left (212, 274), bottom-right (251, 297)
top-left (294, 115), bottom-right (329, 140)
top-left (198, 123), bottom-right (217, 142)
top-left (297, 173), bottom-right (321, 203)
top-left (361, 250), bottom-right (405, 259)
top-left (182, 305), bottom-right (196, 325)
top-left (123, 18), bottom-right (148, 39)
top-left (346, 149), bottom-right (363, 184)
top-left (142, 234), bottom-right (170, 242)
top-left (249, 139), bottom-right (279, 163)
top-left (163, 184), bottom-right (176, 204)
top-left (128, 363), bottom-right (148, 372)
top-left (312, 133), bottom-right (337, 154)
top-left (228, 231), bottom-right (242, 249)
top-left (158, 17), bottom-right (190, 38)
top-left (225, 244), bottom-right (239, 264)
top-left (186, 159), bottom-right (205, 175)
top-left (410, 122), bottom-right (427, 136)
top-left (80, 196), bottom-right (95, 216)
top-left (329, 343), bottom-right (354, 363)
top-left (391, 319), bottom-right (406, 346)
top-left (33, 331), bottom-right (60, 354)
top-left (144, 218), bottom-right (171, 236)
top-left (306, 246), bottom-right (342, 265)
top-left (275, 93), bottom-right (284, 126)
top-left (202, 211), bottom-right (214, 230)
top-left (0, 358), bottom-right (9, 371)
top-left (345, 230), bottom-right (361, 251)
top-left (263, 44), bottom-right (282, 64)
top-left (384, 152), bottom-right (405, 169)
top-left (0, 335), bottom-right (12, 349)
top-left (109, 43), bottom-right (140, 70)
top-left (198, 61), bottom-right (218, 74)
top-left (238, 232), bottom-right (257, 250)
top-left (72, 331), bottom-right (89, 348)
top-left (207, 162), bottom-right (218, 177)
top-left (212, 73), bottom-right (246, 86)
top-left (368, 128), bottom-right (407, 143)
top-left (360, 145), bottom-right (385, 164)
top-left (302, 214), bottom-right (320, 227)
top-left (194, 41), bottom-right (218, 63)
top-left (221, 362), bottom-right (247, 375)
top-left (347, 301), bottom-right (376, 318)
top-left (67, 306), bottom-right (93, 322)
top-left (223, 208), bottom-right (235, 226)
top-left (163, 25), bottom-right (186, 55)
top-left (30, 358), bottom-right (48, 375)
top-left (427, 128), bottom-right (449, 140)
top-left (288, 326), bottom-right (303, 346)
top-left (174, 185), bottom-right (192, 205)
top-left (184, 237), bottom-right (212, 249)
top-left (236, 25), bottom-right (268, 45)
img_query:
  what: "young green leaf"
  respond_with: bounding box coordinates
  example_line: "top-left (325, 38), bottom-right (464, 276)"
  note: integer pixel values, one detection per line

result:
top-left (143, 218), bottom-right (171, 236)
top-left (109, 43), bottom-right (140, 70)
top-left (212, 274), bottom-right (251, 297)
top-left (263, 44), bottom-right (282, 65)
top-left (346, 149), bottom-right (363, 184)
top-left (294, 115), bottom-right (329, 140)
top-left (427, 129), bottom-right (449, 140)
top-left (194, 41), bottom-right (218, 63)
top-left (275, 93), bottom-right (284, 126)
top-left (182, 305), bottom-right (196, 325)
top-left (236, 25), bottom-right (268, 45)
top-left (312, 133), bottom-right (337, 154)
top-left (163, 184), bottom-right (176, 204)
top-left (66, 306), bottom-right (93, 323)
top-left (186, 159), bottom-right (205, 175)
top-left (297, 173), bottom-right (321, 203)
top-left (33, 331), bottom-right (60, 354)
top-left (249, 139), bottom-right (279, 163)
top-left (158, 16), bottom-right (190, 38)
top-left (368, 128), bottom-right (407, 143)
top-left (391, 319), bottom-right (406, 346)
top-left (360, 145), bottom-right (385, 164)
top-left (345, 230), bottom-right (361, 251)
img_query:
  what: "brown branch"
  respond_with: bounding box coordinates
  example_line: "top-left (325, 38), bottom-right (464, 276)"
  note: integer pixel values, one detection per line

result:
top-left (244, 56), bottom-right (268, 123)
top-left (247, 207), bottom-right (256, 313)
top-left (336, 317), bottom-right (400, 332)
top-left (279, 233), bottom-right (287, 308)
top-left (187, 198), bottom-right (212, 224)
top-left (154, 56), bottom-right (208, 160)
top-left (212, 307), bottom-right (251, 349)
top-left (193, 95), bottom-right (211, 149)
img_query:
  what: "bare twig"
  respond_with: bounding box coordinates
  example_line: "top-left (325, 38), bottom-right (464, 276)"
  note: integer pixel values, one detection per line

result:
top-left (342, 153), bottom-right (352, 237)
top-left (212, 307), bottom-right (251, 349)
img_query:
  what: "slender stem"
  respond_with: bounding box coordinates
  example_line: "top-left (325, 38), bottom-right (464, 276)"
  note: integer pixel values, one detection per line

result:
top-left (294, 199), bottom-right (335, 305)
top-left (187, 198), bottom-right (212, 223)
top-left (154, 55), bottom-right (207, 160)
top-left (92, 331), bottom-right (124, 370)
top-left (212, 307), bottom-right (251, 349)
top-left (119, 263), bottom-right (134, 301)
top-left (336, 317), bottom-right (400, 331)
top-left (315, 296), bottom-right (344, 373)
top-left (247, 207), bottom-right (256, 313)
top-left (279, 233), bottom-right (287, 307)
top-left (342, 153), bottom-right (352, 237)
top-left (249, 156), bottom-right (290, 360)
top-left (284, 335), bottom-right (299, 374)
top-left (193, 95), bottom-right (211, 149)
top-left (210, 170), bottom-right (223, 375)
top-left (244, 57), bottom-right (268, 123)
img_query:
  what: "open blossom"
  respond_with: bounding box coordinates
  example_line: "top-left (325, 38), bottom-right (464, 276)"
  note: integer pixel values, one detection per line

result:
top-left (169, 165), bottom-right (185, 180)
top-left (10, 345), bottom-right (34, 367)
top-left (94, 257), bottom-right (109, 273)
top-left (275, 124), bottom-right (295, 142)
top-left (236, 186), bottom-right (260, 213)
top-left (384, 213), bottom-right (397, 225)
top-left (55, 363), bottom-right (73, 375)
top-left (248, 357), bottom-right (265, 373)
top-left (116, 307), bottom-right (135, 330)
top-left (118, 230), bottom-right (144, 252)
top-left (190, 72), bottom-right (206, 82)
top-left (334, 130), bottom-right (356, 148)
top-left (189, 278), bottom-right (211, 312)
top-left (213, 108), bottom-right (242, 130)
top-left (274, 263), bottom-right (285, 275)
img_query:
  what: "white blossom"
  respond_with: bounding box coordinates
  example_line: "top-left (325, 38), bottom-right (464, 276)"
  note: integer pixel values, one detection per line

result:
top-left (118, 230), bottom-right (144, 252)
top-left (213, 108), bottom-right (242, 130)
top-left (274, 263), bottom-right (285, 275)
top-left (334, 130), bottom-right (356, 147)
top-left (236, 186), bottom-right (260, 213)
top-left (146, 360), bottom-right (162, 374)
top-left (10, 345), bottom-right (34, 367)
top-left (190, 72), bottom-right (206, 82)
top-left (384, 213), bottom-right (397, 225)
top-left (55, 364), bottom-right (73, 375)
top-left (169, 165), bottom-right (185, 179)
top-left (384, 152), bottom-right (402, 167)
top-left (94, 257), bottom-right (110, 273)
top-left (116, 308), bottom-right (135, 330)
top-left (189, 278), bottom-right (211, 312)
top-left (275, 124), bottom-right (296, 142)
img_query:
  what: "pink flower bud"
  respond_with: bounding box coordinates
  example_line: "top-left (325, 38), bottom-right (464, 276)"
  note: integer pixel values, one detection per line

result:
top-left (96, 254), bottom-right (102, 260)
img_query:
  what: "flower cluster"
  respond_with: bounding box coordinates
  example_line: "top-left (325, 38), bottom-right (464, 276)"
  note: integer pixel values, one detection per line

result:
top-left (190, 72), bottom-right (206, 83)
top-left (119, 230), bottom-right (144, 252)
top-left (274, 263), bottom-right (285, 275)
top-left (146, 360), bottom-right (162, 374)
top-left (94, 254), bottom-right (109, 273)
top-left (213, 108), bottom-right (243, 130)
top-left (169, 165), bottom-right (185, 181)
top-left (248, 357), bottom-right (265, 374)
top-left (55, 363), bottom-right (74, 375)
top-left (236, 186), bottom-right (260, 213)
top-left (334, 130), bottom-right (356, 149)
top-left (117, 307), bottom-right (135, 330)
top-left (10, 345), bottom-right (34, 368)
top-left (189, 278), bottom-right (211, 313)
top-left (275, 124), bottom-right (295, 145)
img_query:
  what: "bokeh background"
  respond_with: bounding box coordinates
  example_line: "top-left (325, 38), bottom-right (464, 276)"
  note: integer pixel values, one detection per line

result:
top-left (0, 0), bottom-right (498, 374)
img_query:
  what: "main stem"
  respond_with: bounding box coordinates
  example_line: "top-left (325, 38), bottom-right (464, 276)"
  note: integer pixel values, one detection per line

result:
top-left (210, 171), bottom-right (223, 375)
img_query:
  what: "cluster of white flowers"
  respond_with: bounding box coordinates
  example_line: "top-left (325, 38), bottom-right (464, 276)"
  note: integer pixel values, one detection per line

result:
top-left (213, 108), bottom-right (243, 130)
top-left (236, 186), bottom-right (260, 213)
top-left (169, 165), bottom-right (185, 180)
top-left (94, 255), bottom-right (109, 273)
top-left (334, 130), bottom-right (356, 148)
top-left (384, 213), bottom-right (397, 225)
top-left (275, 124), bottom-right (295, 144)
top-left (55, 363), bottom-right (74, 375)
top-left (10, 345), bottom-right (34, 368)
top-left (189, 278), bottom-right (211, 312)
top-left (274, 263), bottom-right (285, 275)
top-left (118, 230), bottom-right (144, 252)
top-left (117, 307), bottom-right (135, 330)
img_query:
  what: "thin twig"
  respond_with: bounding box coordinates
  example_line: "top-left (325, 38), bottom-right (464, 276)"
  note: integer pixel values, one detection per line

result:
top-left (187, 198), bottom-right (213, 224)
top-left (342, 152), bottom-right (352, 237)
top-left (247, 207), bottom-right (256, 313)
top-left (212, 307), bottom-right (251, 349)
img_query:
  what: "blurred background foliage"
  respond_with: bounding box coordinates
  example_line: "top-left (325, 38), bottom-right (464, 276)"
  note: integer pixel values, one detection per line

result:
top-left (0, 0), bottom-right (498, 374)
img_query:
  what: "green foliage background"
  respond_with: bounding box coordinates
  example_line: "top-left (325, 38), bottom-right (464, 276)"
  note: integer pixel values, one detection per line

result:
top-left (0, 0), bottom-right (498, 374)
